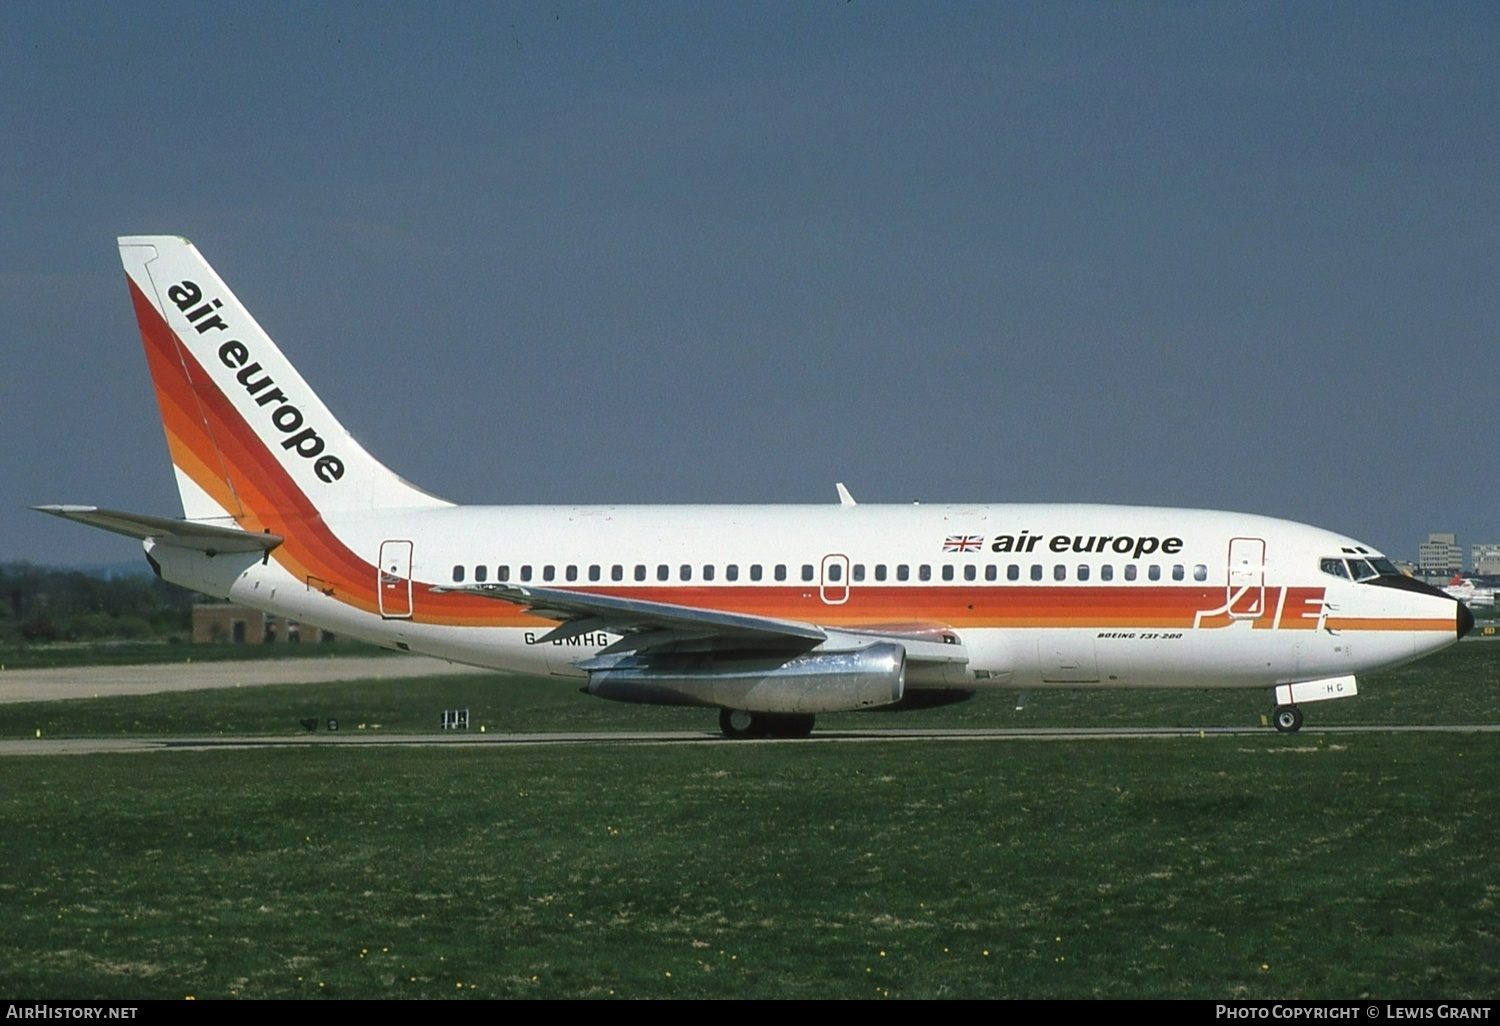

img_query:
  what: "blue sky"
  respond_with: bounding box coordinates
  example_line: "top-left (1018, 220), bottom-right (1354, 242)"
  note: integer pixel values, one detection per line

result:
top-left (3, 2), bottom-right (1496, 566)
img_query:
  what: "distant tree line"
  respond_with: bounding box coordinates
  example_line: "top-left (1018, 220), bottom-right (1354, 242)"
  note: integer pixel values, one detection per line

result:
top-left (0, 563), bottom-right (201, 643)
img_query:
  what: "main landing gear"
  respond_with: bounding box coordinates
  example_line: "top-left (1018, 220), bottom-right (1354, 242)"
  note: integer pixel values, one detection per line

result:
top-left (718, 709), bottom-right (816, 739)
top-left (1272, 705), bottom-right (1304, 734)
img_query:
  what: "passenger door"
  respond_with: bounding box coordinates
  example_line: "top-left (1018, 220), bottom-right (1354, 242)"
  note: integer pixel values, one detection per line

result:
top-left (1227, 537), bottom-right (1266, 619)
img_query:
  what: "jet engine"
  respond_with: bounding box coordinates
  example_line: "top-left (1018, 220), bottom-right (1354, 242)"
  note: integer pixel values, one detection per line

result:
top-left (580, 642), bottom-right (906, 714)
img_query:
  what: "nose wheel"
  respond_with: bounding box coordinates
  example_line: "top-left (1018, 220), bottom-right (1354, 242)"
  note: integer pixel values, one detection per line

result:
top-left (1272, 705), bottom-right (1303, 733)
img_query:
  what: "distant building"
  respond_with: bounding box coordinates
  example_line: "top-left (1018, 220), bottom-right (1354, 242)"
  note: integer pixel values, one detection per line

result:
top-left (1472, 544), bottom-right (1500, 576)
top-left (191, 603), bottom-right (334, 644)
top-left (1418, 533), bottom-right (1463, 576)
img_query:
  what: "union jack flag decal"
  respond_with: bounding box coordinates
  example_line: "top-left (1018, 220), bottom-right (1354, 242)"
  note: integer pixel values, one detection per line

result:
top-left (943, 535), bottom-right (984, 553)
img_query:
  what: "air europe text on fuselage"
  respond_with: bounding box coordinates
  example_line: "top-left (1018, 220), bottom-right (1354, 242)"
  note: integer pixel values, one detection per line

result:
top-left (166, 280), bottom-right (345, 484)
top-left (991, 532), bottom-right (1184, 561)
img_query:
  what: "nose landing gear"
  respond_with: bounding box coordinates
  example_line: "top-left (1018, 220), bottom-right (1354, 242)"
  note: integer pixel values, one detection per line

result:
top-left (1272, 705), bottom-right (1304, 733)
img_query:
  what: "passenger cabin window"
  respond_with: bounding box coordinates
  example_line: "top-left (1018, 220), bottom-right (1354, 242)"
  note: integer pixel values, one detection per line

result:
top-left (1124, 565), bottom-right (1137, 581)
top-left (566, 565), bottom-right (578, 582)
top-left (703, 564), bottom-right (715, 581)
top-left (942, 565), bottom-right (954, 581)
top-left (802, 564), bottom-right (815, 582)
top-left (853, 564), bottom-right (865, 582)
top-left (897, 565), bottom-right (910, 581)
top-left (1077, 564), bottom-right (1089, 581)
top-left (875, 564), bottom-right (888, 581)
top-left (919, 564), bottom-right (932, 581)
top-left (775, 565), bottom-right (787, 581)
top-left (965, 565), bottom-right (977, 582)
top-left (680, 564), bottom-right (692, 582)
top-left (452, 565), bottom-right (465, 583)
top-left (588, 565), bottom-right (601, 582)
top-left (827, 563), bottom-right (842, 582)
top-left (635, 565), bottom-right (647, 582)
top-left (1148, 565), bottom-right (1161, 581)
top-left (726, 565), bottom-right (738, 581)
top-left (1007, 564), bottom-right (1020, 581)
top-left (985, 565), bottom-right (997, 581)
top-left (657, 564), bottom-right (669, 582)
top-left (543, 565), bottom-right (556, 582)
top-left (475, 565), bottom-right (487, 583)
top-left (1171, 564), bottom-right (1184, 581)
top-left (1053, 564), bottom-right (1066, 581)
top-left (498, 565), bottom-right (511, 582)
top-left (611, 565), bottom-right (623, 582)
top-left (520, 565), bottom-right (533, 582)
top-left (1194, 564), bottom-right (1208, 582)
top-left (750, 564), bottom-right (763, 581)
top-left (1100, 565), bottom-right (1113, 582)
top-left (1030, 564), bottom-right (1043, 581)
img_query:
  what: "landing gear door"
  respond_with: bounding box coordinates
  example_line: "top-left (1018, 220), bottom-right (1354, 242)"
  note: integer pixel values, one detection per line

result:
top-left (1227, 537), bottom-right (1265, 619)
top-left (378, 539), bottom-right (414, 619)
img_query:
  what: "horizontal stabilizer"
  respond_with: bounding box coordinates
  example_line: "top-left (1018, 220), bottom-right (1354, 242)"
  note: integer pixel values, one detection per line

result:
top-left (33, 505), bottom-right (282, 554)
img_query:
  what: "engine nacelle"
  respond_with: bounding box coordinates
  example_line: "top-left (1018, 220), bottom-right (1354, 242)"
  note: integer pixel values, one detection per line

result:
top-left (580, 642), bottom-right (907, 713)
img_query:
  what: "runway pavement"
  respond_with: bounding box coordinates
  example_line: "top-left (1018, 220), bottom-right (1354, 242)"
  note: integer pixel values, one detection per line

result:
top-left (3, 723), bottom-right (1497, 757)
top-left (0, 654), bottom-right (491, 705)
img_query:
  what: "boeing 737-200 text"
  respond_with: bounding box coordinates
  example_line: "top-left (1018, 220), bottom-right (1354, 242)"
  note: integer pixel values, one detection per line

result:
top-left (36, 237), bottom-right (1475, 737)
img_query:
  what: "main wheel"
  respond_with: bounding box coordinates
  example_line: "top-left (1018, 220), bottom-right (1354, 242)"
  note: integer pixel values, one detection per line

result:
top-left (1272, 705), bottom-right (1303, 733)
top-left (718, 708), bottom-right (765, 739)
top-left (765, 713), bottom-right (815, 738)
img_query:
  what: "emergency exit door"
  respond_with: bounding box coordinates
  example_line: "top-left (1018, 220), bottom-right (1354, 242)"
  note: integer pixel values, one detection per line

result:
top-left (378, 540), bottom-right (414, 619)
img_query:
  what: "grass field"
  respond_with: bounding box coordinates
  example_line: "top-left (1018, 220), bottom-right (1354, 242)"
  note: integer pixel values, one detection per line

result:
top-left (2, 641), bottom-right (1496, 740)
top-left (0, 644), bottom-right (1496, 998)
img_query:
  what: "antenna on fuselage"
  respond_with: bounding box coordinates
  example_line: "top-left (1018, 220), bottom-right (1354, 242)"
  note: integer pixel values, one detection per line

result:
top-left (835, 482), bottom-right (857, 507)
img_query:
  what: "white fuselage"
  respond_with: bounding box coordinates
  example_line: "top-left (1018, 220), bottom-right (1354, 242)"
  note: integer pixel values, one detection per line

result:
top-left (148, 501), bottom-right (1460, 692)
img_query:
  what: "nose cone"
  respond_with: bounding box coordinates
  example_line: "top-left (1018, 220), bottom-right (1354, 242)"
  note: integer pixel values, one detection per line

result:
top-left (1457, 600), bottom-right (1475, 640)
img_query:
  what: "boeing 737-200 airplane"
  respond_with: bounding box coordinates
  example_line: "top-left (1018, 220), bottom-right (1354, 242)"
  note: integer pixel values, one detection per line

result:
top-left (37, 237), bottom-right (1474, 736)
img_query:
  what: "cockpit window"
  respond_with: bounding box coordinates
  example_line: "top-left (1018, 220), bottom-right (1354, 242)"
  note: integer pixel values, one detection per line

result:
top-left (1324, 554), bottom-right (1405, 582)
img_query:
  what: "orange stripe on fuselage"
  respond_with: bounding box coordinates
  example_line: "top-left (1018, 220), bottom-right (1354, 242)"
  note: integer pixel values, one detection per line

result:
top-left (1323, 617), bottom-right (1453, 633)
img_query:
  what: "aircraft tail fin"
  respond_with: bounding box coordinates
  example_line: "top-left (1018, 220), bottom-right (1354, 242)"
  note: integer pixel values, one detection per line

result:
top-left (117, 236), bottom-right (450, 522)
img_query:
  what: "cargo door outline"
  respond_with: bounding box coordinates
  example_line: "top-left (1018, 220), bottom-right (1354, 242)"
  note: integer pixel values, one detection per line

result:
top-left (1038, 632), bottom-right (1100, 683)
top-left (378, 540), bottom-right (414, 619)
top-left (820, 553), bottom-right (850, 605)
top-left (1227, 537), bottom-right (1266, 619)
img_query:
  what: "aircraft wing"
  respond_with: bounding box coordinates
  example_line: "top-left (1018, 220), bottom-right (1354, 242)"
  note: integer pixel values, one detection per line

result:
top-left (448, 582), bottom-right (827, 653)
top-left (32, 505), bottom-right (282, 554)
top-left (447, 582), bottom-right (966, 666)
